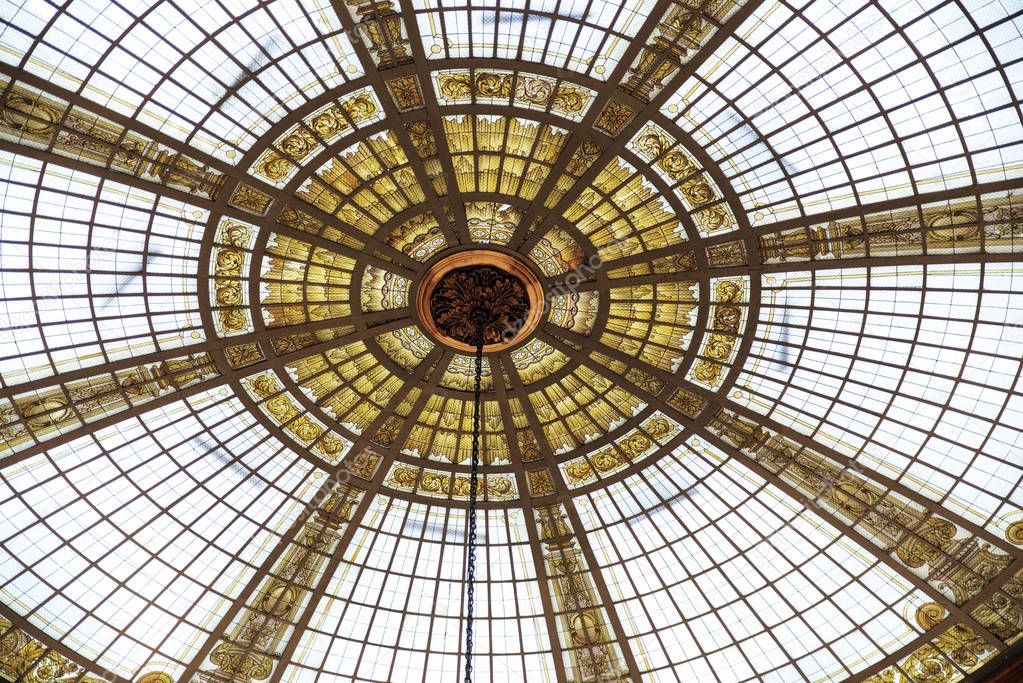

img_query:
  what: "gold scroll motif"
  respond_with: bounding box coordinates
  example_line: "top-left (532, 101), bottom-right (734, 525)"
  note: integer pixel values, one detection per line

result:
top-left (535, 505), bottom-right (627, 681)
top-left (138, 675), bottom-right (173, 683)
top-left (213, 221), bottom-right (252, 334)
top-left (198, 483), bottom-right (362, 683)
top-left (971, 569), bottom-right (1023, 644)
top-left (631, 124), bottom-right (734, 234)
top-left (623, 0), bottom-right (739, 101)
top-left (372, 415), bottom-right (403, 448)
top-left (863, 624), bottom-right (995, 683)
top-left (562, 415), bottom-right (679, 487)
top-left (624, 367), bottom-right (665, 395)
top-left (758, 193), bottom-right (1023, 263)
top-left (690, 279), bottom-right (744, 388)
top-left (566, 140), bottom-right (605, 179)
top-left (342, 0), bottom-right (412, 68)
top-left (1007, 520), bottom-right (1023, 546)
top-left (708, 409), bottom-right (1018, 610)
top-left (246, 374), bottom-right (350, 462)
top-left (253, 93), bottom-right (379, 182)
top-left (386, 465), bottom-right (517, 500)
top-left (0, 353), bottom-right (216, 451)
top-left (0, 79), bottom-right (224, 198)
top-left (436, 71), bottom-right (591, 117)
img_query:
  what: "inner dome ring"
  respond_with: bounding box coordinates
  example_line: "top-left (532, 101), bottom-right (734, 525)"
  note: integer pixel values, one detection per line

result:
top-left (414, 249), bottom-right (546, 353)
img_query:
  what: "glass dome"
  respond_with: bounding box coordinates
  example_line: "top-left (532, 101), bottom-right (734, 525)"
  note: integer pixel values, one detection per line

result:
top-left (0, 0), bottom-right (1022, 681)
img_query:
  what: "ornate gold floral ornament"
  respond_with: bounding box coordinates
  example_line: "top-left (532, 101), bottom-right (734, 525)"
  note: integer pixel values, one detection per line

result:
top-left (863, 623), bottom-right (996, 683)
top-left (526, 468), bottom-right (556, 497)
top-left (706, 240), bottom-right (748, 267)
top-left (0, 79), bottom-right (224, 199)
top-left (689, 278), bottom-right (746, 388)
top-left (561, 414), bottom-right (681, 487)
top-left (0, 353), bottom-right (217, 452)
top-left (244, 373), bottom-right (354, 464)
top-left (534, 504), bottom-right (630, 681)
top-left (198, 482), bottom-right (364, 683)
top-left (385, 463), bottom-right (517, 501)
top-left (0, 615), bottom-right (114, 682)
top-left (225, 344), bottom-right (264, 369)
top-left (666, 387), bottom-right (706, 418)
top-left (971, 570), bottom-right (1023, 645)
top-left (622, 0), bottom-right (742, 101)
top-left (708, 409), bottom-right (1021, 613)
top-left (757, 191), bottom-right (1023, 263)
top-left (228, 183), bottom-right (272, 216)
top-left (339, 0), bottom-right (413, 69)
top-left (250, 90), bottom-right (380, 185)
top-left (386, 74), bottom-right (425, 112)
top-left (212, 220), bottom-right (255, 335)
top-left (593, 100), bottom-right (636, 137)
top-left (630, 123), bottom-right (736, 235)
top-left (435, 69), bottom-right (593, 119)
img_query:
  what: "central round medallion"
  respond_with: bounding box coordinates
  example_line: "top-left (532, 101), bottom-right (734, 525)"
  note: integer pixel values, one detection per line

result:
top-left (416, 249), bottom-right (544, 353)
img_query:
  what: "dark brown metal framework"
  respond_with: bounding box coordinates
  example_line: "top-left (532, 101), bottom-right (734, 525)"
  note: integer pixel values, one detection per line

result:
top-left (0, 0), bottom-right (1021, 681)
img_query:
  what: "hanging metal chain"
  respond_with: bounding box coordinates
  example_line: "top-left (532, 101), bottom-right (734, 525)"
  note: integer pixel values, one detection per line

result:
top-left (464, 320), bottom-right (484, 683)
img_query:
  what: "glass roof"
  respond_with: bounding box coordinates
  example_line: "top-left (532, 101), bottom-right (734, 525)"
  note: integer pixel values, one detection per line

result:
top-left (0, 0), bottom-right (1021, 681)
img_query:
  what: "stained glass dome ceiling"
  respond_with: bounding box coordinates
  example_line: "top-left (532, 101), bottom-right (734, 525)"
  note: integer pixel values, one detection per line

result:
top-left (1, 0), bottom-right (1022, 681)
